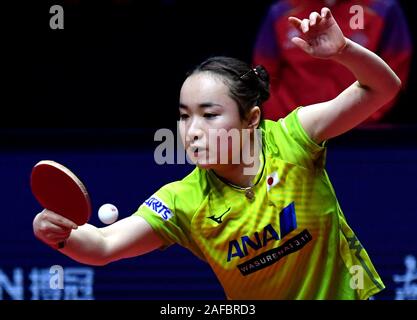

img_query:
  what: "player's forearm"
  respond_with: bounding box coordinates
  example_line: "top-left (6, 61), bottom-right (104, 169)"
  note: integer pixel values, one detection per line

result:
top-left (59, 224), bottom-right (110, 266)
top-left (332, 38), bottom-right (401, 103)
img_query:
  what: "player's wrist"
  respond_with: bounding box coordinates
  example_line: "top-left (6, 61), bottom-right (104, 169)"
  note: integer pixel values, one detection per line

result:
top-left (337, 37), bottom-right (349, 55)
top-left (330, 38), bottom-right (351, 62)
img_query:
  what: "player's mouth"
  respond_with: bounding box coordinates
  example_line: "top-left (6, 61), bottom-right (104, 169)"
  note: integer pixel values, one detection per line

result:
top-left (190, 146), bottom-right (205, 157)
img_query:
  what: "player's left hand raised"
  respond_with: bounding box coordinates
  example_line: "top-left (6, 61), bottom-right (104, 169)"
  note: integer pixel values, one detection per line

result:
top-left (288, 7), bottom-right (347, 59)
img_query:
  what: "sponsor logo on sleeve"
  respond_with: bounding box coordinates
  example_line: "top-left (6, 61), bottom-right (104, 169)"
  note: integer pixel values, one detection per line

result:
top-left (144, 195), bottom-right (173, 221)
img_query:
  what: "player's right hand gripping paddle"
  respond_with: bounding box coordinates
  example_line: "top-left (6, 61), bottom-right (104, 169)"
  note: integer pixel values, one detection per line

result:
top-left (31, 160), bottom-right (92, 226)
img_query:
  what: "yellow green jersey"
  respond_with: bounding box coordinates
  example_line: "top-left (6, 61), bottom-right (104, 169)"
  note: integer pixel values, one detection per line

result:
top-left (133, 108), bottom-right (384, 300)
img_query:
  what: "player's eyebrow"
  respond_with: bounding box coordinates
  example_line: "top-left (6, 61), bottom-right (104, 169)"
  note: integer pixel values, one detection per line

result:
top-left (179, 102), bottom-right (225, 109)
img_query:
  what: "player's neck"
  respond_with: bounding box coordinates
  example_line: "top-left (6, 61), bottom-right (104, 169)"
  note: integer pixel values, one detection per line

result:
top-left (213, 165), bottom-right (256, 188)
top-left (212, 138), bottom-right (261, 188)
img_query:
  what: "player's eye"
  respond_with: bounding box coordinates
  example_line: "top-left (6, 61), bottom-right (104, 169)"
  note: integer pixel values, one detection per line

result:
top-left (179, 114), bottom-right (189, 121)
top-left (204, 113), bottom-right (218, 119)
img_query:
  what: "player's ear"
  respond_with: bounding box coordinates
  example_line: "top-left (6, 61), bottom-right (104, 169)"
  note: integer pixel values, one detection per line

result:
top-left (246, 106), bottom-right (261, 130)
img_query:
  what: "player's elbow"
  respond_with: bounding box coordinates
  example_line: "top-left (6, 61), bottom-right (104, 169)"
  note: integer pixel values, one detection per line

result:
top-left (89, 259), bottom-right (110, 266)
top-left (392, 75), bottom-right (402, 93)
top-left (70, 255), bottom-right (110, 266)
top-left (97, 251), bottom-right (122, 266)
top-left (78, 241), bottom-right (115, 266)
top-left (94, 245), bottom-right (114, 266)
top-left (89, 253), bottom-right (113, 266)
top-left (373, 75), bottom-right (402, 107)
top-left (82, 251), bottom-right (109, 266)
top-left (93, 258), bottom-right (112, 266)
top-left (96, 240), bottom-right (126, 266)
top-left (385, 75), bottom-right (402, 101)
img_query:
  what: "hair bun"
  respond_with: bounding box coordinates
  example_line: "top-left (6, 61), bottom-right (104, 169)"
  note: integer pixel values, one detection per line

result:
top-left (253, 65), bottom-right (270, 104)
top-left (254, 65), bottom-right (269, 83)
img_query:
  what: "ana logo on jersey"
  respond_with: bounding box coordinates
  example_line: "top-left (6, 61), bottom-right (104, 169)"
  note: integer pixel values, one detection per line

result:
top-left (227, 202), bottom-right (297, 262)
top-left (226, 202), bottom-right (313, 276)
top-left (266, 171), bottom-right (279, 192)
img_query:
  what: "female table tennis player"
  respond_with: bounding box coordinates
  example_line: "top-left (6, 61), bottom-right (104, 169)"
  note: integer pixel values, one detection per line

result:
top-left (33, 8), bottom-right (401, 299)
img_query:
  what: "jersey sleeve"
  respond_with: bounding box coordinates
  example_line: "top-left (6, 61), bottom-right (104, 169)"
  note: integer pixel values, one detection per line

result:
top-left (132, 182), bottom-right (193, 249)
top-left (262, 107), bottom-right (327, 169)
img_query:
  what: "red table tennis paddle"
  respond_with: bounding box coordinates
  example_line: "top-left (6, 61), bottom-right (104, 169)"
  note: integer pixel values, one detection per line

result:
top-left (30, 160), bottom-right (92, 226)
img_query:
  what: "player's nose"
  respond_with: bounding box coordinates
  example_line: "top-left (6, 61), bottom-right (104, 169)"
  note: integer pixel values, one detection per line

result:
top-left (186, 117), bottom-right (205, 143)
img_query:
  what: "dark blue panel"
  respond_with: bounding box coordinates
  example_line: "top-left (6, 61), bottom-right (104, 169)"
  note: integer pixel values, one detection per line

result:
top-left (279, 202), bottom-right (297, 239)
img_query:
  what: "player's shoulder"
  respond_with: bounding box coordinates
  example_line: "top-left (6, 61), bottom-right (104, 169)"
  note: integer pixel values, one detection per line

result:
top-left (166, 166), bottom-right (209, 192)
top-left (260, 109), bottom-right (298, 150)
top-left (157, 167), bottom-right (209, 209)
top-left (260, 108), bottom-right (326, 168)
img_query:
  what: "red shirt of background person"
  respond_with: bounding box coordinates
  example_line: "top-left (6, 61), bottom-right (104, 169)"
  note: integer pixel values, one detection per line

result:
top-left (253, 0), bottom-right (412, 123)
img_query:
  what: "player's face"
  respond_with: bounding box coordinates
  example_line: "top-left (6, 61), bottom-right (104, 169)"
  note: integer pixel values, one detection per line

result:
top-left (179, 72), bottom-right (250, 169)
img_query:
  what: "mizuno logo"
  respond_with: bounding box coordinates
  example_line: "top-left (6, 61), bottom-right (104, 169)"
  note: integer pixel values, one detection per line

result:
top-left (208, 207), bottom-right (231, 224)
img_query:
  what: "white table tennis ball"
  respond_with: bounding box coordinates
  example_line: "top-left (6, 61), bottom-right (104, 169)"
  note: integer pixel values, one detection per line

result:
top-left (98, 203), bottom-right (119, 224)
